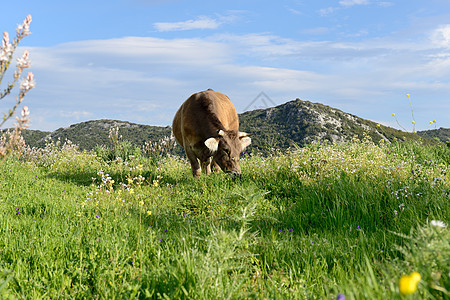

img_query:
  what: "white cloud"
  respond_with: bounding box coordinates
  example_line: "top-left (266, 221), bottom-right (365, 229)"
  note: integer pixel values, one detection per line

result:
top-left (319, 7), bottom-right (336, 16)
top-left (154, 16), bottom-right (221, 32)
top-left (377, 2), bottom-right (394, 7)
top-left (339, 0), bottom-right (370, 7)
top-left (431, 24), bottom-right (450, 48)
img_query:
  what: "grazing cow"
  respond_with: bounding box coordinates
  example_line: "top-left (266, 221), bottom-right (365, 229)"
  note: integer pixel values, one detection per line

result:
top-left (172, 89), bottom-right (251, 177)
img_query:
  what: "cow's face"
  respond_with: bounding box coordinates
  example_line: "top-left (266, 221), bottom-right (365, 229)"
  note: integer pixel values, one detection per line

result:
top-left (205, 130), bottom-right (251, 175)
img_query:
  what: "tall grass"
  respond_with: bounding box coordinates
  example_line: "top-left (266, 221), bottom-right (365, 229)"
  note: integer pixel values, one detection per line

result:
top-left (0, 137), bottom-right (448, 299)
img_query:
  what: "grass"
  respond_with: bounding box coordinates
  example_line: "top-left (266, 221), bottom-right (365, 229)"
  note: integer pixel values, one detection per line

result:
top-left (0, 137), bottom-right (449, 299)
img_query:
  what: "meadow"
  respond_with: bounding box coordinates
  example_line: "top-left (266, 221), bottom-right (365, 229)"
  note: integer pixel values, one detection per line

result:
top-left (0, 136), bottom-right (449, 299)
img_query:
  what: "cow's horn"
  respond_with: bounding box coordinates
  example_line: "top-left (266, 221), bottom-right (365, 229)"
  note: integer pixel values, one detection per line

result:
top-left (239, 132), bottom-right (250, 138)
top-left (218, 129), bottom-right (225, 136)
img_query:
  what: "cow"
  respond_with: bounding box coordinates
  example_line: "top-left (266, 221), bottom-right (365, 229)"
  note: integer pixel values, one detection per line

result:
top-left (172, 89), bottom-right (251, 177)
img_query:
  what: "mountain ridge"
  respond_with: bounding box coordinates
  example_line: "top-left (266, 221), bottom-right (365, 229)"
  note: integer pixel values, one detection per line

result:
top-left (9, 98), bottom-right (449, 153)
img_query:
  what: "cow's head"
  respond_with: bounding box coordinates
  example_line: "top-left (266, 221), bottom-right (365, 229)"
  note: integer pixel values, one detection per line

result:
top-left (204, 129), bottom-right (251, 175)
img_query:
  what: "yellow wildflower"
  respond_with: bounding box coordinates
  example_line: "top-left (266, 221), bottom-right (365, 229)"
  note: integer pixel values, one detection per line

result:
top-left (392, 113), bottom-right (395, 117)
top-left (406, 94), bottom-right (410, 98)
top-left (412, 121), bottom-right (415, 124)
top-left (147, 210), bottom-right (152, 216)
top-left (399, 272), bottom-right (421, 295)
top-left (377, 124), bottom-right (381, 127)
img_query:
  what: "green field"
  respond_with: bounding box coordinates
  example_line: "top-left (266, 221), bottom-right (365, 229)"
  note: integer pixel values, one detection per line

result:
top-left (0, 138), bottom-right (449, 299)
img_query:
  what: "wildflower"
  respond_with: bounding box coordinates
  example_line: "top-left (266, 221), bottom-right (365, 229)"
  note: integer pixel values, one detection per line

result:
top-left (95, 215), bottom-right (99, 219)
top-left (406, 94), bottom-right (410, 98)
top-left (16, 50), bottom-right (30, 69)
top-left (430, 220), bottom-right (447, 228)
top-left (337, 294), bottom-right (345, 300)
top-left (16, 208), bottom-right (21, 215)
top-left (412, 121), bottom-right (415, 124)
top-left (392, 113), bottom-right (395, 117)
top-left (20, 72), bottom-right (35, 91)
top-left (159, 238), bottom-right (163, 242)
top-left (377, 124), bottom-right (381, 127)
top-left (356, 225), bottom-right (360, 229)
top-left (18, 15), bottom-right (32, 36)
top-left (289, 228), bottom-right (293, 232)
top-left (399, 272), bottom-right (421, 295)
top-left (147, 210), bottom-right (151, 216)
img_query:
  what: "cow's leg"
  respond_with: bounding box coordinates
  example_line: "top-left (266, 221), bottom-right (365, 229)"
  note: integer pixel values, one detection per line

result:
top-left (185, 147), bottom-right (201, 178)
top-left (211, 160), bottom-right (220, 173)
top-left (201, 158), bottom-right (212, 175)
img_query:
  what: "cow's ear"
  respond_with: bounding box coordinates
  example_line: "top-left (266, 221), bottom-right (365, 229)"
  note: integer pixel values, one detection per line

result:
top-left (240, 136), bottom-right (251, 150)
top-left (205, 137), bottom-right (219, 153)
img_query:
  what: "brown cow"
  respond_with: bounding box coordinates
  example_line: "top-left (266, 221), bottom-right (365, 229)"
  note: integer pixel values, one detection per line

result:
top-left (172, 89), bottom-right (251, 177)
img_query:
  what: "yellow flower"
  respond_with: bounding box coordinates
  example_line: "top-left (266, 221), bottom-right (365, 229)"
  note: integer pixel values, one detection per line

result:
top-left (377, 124), bottom-right (381, 127)
top-left (406, 94), bottom-right (410, 98)
top-left (399, 272), bottom-right (421, 295)
top-left (392, 113), bottom-right (395, 117)
top-left (412, 121), bottom-right (415, 124)
top-left (433, 120), bottom-right (436, 123)
top-left (147, 210), bottom-right (152, 216)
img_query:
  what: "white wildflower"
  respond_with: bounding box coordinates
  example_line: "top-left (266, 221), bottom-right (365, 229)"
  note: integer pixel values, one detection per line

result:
top-left (16, 50), bottom-right (30, 69)
top-left (17, 15), bottom-right (32, 36)
top-left (20, 72), bottom-right (35, 91)
top-left (430, 220), bottom-right (447, 228)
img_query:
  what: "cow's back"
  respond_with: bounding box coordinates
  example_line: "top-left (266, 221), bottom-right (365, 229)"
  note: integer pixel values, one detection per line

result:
top-left (172, 89), bottom-right (239, 148)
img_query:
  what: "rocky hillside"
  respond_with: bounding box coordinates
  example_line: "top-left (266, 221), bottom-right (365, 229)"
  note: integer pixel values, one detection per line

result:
top-left (239, 98), bottom-right (424, 152)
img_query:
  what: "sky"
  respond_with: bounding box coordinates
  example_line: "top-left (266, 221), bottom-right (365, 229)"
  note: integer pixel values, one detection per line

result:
top-left (1, 0), bottom-right (450, 132)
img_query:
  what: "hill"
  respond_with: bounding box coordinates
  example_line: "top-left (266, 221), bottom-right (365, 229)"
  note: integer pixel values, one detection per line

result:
top-left (239, 98), bottom-right (424, 151)
top-left (417, 127), bottom-right (450, 143)
top-left (20, 119), bottom-right (172, 151)
top-left (11, 98), bottom-right (446, 153)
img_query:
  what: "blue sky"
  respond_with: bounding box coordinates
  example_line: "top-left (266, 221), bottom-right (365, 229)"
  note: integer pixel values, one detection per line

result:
top-left (1, 0), bottom-right (450, 131)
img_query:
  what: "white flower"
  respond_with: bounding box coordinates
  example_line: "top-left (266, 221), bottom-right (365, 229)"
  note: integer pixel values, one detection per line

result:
top-left (430, 220), bottom-right (447, 228)
top-left (0, 51), bottom-right (8, 63)
top-left (16, 50), bottom-right (30, 68)
top-left (17, 15), bottom-right (32, 36)
top-left (20, 72), bottom-right (35, 91)
top-left (1, 32), bottom-right (12, 63)
top-left (21, 106), bottom-right (30, 118)
top-left (2, 31), bottom-right (11, 49)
